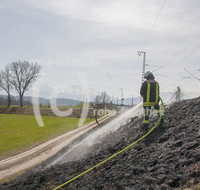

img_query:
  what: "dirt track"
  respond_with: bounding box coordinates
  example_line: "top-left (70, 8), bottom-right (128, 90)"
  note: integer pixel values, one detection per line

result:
top-left (0, 112), bottom-right (116, 181)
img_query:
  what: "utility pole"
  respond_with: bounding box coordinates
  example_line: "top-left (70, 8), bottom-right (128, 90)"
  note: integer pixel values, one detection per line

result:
top-left (112, 93), bottom-right (115, 103)
top-left (138, 51), bottom-right (146, 102)
top-left (119, 88), bottom-right (123, 104)
top-left (116, 97), bottom-right (118, 104)
top-left (138, 51), bottom-right (146, 83)
top-left (131, 95), bottom-right (133, 107)
top-left (115, 97), bottom-right (118, 110)
top-left (116, 97), bottom-right (118, 110)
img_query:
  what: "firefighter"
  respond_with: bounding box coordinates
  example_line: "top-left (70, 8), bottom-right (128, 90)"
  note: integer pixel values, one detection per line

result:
top-left (140, 71), bottom-right (164, 133)
top-left (175, 86), bottom-right (181, 101)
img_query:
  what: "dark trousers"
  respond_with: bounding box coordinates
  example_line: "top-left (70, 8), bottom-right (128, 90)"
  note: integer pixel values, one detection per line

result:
top-left (143, 105), bottom-right (160, 133)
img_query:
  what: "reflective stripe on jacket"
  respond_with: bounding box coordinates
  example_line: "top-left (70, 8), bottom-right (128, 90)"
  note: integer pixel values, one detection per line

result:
top-left (140, 79), bottom-right (159, 106)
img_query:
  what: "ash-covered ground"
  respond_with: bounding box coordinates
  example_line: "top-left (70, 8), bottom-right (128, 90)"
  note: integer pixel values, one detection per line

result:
top-left (1, 97), bottom-right (200, 190)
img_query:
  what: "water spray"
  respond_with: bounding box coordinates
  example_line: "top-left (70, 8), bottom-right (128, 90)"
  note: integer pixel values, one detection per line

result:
top-left (53, 97), bottom-right (164, 189)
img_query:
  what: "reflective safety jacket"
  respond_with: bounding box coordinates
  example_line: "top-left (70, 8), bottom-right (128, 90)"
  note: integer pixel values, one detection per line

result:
top-left (140, 78), bottom-right (159, 107)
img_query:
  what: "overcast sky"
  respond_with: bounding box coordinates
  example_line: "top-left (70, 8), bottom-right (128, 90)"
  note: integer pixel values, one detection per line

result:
top-left (0, 0), bottom-right (200, 101)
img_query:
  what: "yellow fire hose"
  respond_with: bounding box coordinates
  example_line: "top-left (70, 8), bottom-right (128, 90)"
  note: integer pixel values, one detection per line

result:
top-left (53, 97), bottom-right (164, 190)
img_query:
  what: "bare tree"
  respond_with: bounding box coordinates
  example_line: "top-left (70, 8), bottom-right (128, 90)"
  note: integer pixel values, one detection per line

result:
top-left (92, 91), bottom-right (111, 125)
top-left (100, 91), bottom-right (111, 105)
top-left (9, 61), bottom-right (42, 107)
top-left (94, 95), bottom-right (102, 104)
top-left (0, 66), bottom-right (12, 107)
top-left (94, 91), bottom-right (111, 105)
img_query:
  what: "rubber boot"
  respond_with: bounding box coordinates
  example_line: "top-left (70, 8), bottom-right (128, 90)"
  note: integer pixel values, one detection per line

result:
top-left (143, 123), bottom-right (149, 145)
top-left (143, 123), bottom-right (149, 134)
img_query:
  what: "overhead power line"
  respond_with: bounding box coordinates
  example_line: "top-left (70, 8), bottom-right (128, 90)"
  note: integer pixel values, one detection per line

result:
top-left (155, 38), bottom-right (200, 93)
top-left (158, 44), bottom-right (200, 80)
top-left (185, 61), bottom-right (200, 69)
top-left (161, 61), bottom-right (200, 91)
top-left (184, 68), bottom-right (200, 81)
top-left (141, 0), bottom-right (167, 51)
top-left (160, 34), bottom-right (200, 70)
top-left (122, 56), bottom-right (139, 89)
top-left (163, 78), bottom-right (184, 90)
top-left (122, 0), bottom-right (166, 91)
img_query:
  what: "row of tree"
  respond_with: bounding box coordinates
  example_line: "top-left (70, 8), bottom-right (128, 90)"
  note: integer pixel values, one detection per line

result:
top-left (0, 96), bottom-right (31, 106)
top-left (0, 61), bottom-right (42, 107)
top-left (0, 61), bottom-right (114, 108)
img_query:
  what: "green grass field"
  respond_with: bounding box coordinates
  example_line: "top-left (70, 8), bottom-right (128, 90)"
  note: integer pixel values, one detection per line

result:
top-left (0, 114), bottom-right (95, 158)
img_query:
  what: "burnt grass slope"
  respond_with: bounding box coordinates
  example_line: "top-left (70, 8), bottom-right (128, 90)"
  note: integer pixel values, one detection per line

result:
top-left (1, 97), bottom-right (200, 190)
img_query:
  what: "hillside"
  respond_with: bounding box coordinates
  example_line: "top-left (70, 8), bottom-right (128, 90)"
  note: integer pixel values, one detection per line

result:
top-left (0, 95), bottom-right (81, 107)
top-left (1, 97), bottom-right (200, 189)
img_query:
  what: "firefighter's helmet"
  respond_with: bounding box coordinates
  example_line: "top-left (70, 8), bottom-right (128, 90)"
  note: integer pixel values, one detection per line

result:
top-left (144, 71), bottom-right (152, 78)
